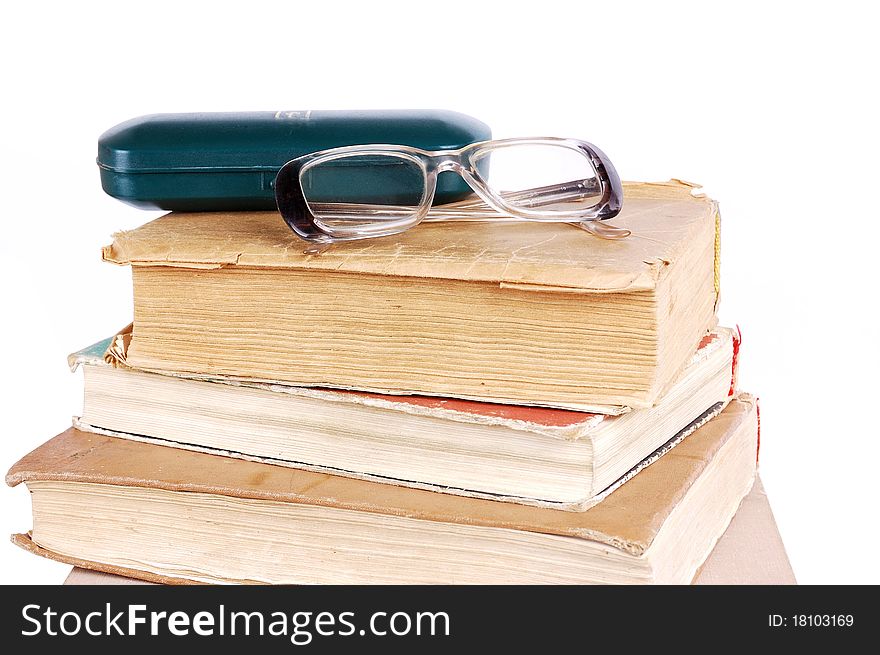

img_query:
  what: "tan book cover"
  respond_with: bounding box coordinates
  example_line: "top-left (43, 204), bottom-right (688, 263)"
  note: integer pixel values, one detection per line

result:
top-left (103, 180), bottom-right (717, 295)
top-left (8, 397), bottom-right (758, 584)
top-left (61, 477), bottom-right (795, 585)
top-left (101, 180), bottom-right (720, 410)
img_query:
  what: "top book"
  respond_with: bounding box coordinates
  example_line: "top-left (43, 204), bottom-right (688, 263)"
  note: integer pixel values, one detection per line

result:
top-left (103, 180), bottom-right (719, 410)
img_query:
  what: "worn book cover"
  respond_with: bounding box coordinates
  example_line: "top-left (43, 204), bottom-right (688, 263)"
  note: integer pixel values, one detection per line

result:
top-left (61, 477), bottom-right (795, 586)
top-left (8, 397), bottom-right (759, 584)
top-left (101, 180), bottom-right (720, 410)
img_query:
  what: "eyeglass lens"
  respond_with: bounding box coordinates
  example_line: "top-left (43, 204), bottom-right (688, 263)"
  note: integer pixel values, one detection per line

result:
top-left (300, 154), bottom-right (426, 232)
top-left (469, 143), bottom-right (600, 213)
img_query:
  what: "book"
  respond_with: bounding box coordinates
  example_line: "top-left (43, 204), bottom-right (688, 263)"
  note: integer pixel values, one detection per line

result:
top-left (71, 327), bottom-right (738, 509)
top-left (61, 477), bottom-right (795, 585)
top-left (102, 180), bottom-right (720, 410)
top-left (8, 396), bottom-right (758, 584)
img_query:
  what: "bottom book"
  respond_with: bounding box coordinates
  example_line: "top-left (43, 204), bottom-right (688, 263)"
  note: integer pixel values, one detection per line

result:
top-left (9, 396), bottom-right (759, 585)
top-left (62, 477), bottom-right (794, 585)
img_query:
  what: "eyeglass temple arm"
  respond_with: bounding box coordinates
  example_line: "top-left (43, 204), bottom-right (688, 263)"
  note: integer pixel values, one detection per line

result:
top-left (436, 178), bottom-right (604, 210)
top-left (303, 179), bottom-right (603, 217)
top-left (303, 197), bottom-right (632, 240)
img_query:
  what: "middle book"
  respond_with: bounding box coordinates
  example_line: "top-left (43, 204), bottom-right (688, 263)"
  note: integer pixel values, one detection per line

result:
top-left (71, 326), bottom-right (736, 510)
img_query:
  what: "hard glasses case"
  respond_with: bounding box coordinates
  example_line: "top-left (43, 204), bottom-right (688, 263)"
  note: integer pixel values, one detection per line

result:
top-left (97, 110), bottom-right (492, 211)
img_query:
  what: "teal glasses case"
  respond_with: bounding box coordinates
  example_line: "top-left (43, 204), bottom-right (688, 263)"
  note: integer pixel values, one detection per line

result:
top-left (97, 110), bottom-right (492, 211)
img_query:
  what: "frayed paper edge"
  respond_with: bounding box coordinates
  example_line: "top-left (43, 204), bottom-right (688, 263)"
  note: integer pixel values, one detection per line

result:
top-left (72, 398), bottom-right (727, 516)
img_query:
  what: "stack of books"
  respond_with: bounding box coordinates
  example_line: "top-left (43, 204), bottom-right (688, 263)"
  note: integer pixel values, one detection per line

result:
top-left (8, 180), bottom-right (777, 584)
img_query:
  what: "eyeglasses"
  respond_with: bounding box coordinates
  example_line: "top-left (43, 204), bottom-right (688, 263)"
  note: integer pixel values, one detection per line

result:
top-left (274, 137), bottom-right (625, 245)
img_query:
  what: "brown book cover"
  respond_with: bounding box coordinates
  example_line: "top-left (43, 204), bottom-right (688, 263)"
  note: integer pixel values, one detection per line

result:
top-left (60, 477), bottom-right (795, 586)
top-left (8, 397), bottom-right (758, 584)
top-left (103, 180), bottom-right (717, 295)
top-left (101, 180), bottom-right (720, 410)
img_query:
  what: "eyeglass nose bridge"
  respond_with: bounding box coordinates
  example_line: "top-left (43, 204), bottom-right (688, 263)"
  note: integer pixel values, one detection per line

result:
top-left (426, 154), bottom-right (492, 204)
top-left (430, 154), bottom-right (465, 175)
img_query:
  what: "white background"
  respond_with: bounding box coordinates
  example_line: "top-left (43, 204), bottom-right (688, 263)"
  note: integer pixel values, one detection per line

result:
top-left (1, 1), bottom-right (878, 585)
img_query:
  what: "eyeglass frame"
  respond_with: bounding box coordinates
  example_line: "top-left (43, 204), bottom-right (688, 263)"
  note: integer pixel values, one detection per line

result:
top-left (274, 136), bottom-right (623, 244)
